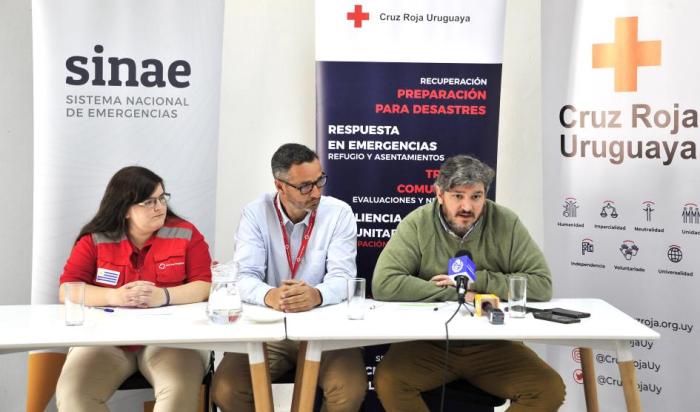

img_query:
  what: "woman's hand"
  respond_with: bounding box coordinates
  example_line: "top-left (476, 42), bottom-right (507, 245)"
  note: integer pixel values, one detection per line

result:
top-left (106, 281), bottom-right (166, 308)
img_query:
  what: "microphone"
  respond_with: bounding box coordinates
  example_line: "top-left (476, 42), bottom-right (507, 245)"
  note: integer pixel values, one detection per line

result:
top-left (448, 250), bottom-right (477, 282)
top-left (448, 250), bottom-right (477, 304)
top-left (475, 294), bottom-right (504, 325)
top-left (455, 275), bottom-right (468, 304)
top-left (482, 302), bottom-right (504, 325)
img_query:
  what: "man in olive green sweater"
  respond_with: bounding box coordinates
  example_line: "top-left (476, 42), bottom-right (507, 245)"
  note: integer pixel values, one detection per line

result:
top-left (373, 155), bottom-right (565, 412)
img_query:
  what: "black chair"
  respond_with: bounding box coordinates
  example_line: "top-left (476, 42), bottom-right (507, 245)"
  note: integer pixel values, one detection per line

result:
top-left (365, 344), bottom-right (505, 412)
top-left (363, 378), bottom-right (505, 412)
top-left (274, 350), bottom-right (505, 412)
top-left (422, 379), bottom-right (506, 412)
top-left (118, 351), bottom-right (215, 412)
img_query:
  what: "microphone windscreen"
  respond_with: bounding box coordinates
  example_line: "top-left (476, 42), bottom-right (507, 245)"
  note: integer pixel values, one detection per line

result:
top-left (454, 249), bottom-right (472, 259)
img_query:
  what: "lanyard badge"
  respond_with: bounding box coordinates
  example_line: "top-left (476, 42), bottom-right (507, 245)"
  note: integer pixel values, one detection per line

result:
top-left (273, 195), bottom-right (317, 278)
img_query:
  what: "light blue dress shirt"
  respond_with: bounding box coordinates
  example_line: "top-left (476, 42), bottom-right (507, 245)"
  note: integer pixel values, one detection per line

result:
top-left (235, 192), bottom-right (358, 306)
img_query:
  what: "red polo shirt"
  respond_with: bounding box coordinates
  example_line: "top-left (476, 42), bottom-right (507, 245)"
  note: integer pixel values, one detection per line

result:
top-left (60, 218), bottom-right (212, 287)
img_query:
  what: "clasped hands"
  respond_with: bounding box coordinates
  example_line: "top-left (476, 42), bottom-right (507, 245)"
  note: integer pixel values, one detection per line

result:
top-left (107, 281), bottom-right (166, 308)
top-left (264, 279), bottom-right (321, 313)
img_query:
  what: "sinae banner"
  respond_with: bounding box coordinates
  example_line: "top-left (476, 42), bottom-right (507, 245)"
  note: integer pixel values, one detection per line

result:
top-left (316, 1), bottom-right (505, 409)
top-left (30, 0), bottom-right (223, 410)
top-left (543, 1), bottom-right (698, 411)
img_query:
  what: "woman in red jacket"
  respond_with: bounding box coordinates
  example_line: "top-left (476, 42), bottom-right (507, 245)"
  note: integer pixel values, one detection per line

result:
top-left (55, 166), bottom-right (212, 412)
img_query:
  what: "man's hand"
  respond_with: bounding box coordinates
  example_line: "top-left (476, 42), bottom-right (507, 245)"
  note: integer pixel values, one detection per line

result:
top-left (264, 286), bottom-right (285, 311)
top-left (106, 281), bottom-right (166, 308)
top-left (429, 275), bottom-right (475, 303)
top-left (278, 280), bottom-right (321, 313)
top-left (429, 274), bottom-right (455, 288)
top-left (263, 281), bottom-right (303, 311)
top-left (264, 280), bottom-right (322, 312)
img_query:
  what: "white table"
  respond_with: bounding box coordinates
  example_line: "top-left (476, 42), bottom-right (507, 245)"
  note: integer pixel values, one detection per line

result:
top-left (0, 302), bottom-right (286, 412)
top-left (285, 298), bottom-right (660, 412)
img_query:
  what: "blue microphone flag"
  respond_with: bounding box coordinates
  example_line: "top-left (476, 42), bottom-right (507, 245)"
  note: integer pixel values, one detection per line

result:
top-left (448, 255), bottom-right (477, 282)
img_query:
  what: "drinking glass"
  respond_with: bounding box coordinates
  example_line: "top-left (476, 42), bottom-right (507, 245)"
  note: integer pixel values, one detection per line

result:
top-left (508, 275), bottom-right (527, 318)
top-left (64, 282), bottom-right (85, 326)
top-left (347, 278), bottom-right (366, 320)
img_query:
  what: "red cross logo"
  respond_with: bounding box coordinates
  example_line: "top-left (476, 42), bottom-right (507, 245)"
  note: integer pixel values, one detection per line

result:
top-left (592, 17), bottom-right (661, 92)
top-left (347, 4), bottom-right (369, 28)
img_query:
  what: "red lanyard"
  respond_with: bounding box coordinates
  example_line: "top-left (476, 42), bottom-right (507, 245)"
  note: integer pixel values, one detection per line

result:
top-left (274, 195), bottom-right (317, 279)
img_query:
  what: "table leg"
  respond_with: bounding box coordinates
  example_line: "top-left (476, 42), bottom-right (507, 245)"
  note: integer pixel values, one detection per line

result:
top-left (26, 351), bottom-right (66, 412)
top-left (579, 347), bottom-right (599, 412)
top-left (291, 340), bottom-right (322, 412)
top-left (248, 342), bottom-right (274, 412)
top-left (615, 341), bottom-right (642, 412)
top-left (291, 341), bottom-right (307, 412)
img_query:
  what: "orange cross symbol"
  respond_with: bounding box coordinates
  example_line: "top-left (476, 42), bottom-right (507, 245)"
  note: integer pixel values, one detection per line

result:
top-left (592, 17), bottom-right (661, 92)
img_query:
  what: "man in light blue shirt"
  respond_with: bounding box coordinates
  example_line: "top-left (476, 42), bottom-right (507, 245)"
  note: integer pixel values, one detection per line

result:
top-left (235, 179), bottom-right (357, 310)
top-left (212, 143), bottom-right (367, 412)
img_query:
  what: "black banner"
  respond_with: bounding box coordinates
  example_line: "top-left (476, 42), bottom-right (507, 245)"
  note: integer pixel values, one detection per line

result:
top-left (317, 61), bottom-right (502, 295)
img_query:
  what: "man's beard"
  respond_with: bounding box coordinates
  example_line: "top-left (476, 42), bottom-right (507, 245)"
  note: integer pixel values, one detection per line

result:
top-left (446, 218), bottom-right (469, 237)
top-left (304, 198), bottom-right (320, 211)
top-left (289, 197), bottom-right (320, 213)
top-left (445, 210), bottom-right (475, 237)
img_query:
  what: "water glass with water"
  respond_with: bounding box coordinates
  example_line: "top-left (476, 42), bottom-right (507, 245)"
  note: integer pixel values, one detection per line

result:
top-left (64, 282), bottom-right (85, 326)
top-left (207, 261), bottom-right (242, 324)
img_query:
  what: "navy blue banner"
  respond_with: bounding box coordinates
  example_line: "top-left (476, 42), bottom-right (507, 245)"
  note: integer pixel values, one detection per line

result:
top-left (317, 61), bottom-right (502, 296)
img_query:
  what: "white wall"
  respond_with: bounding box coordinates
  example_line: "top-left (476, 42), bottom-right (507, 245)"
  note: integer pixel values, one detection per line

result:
top-left (0, 0), bottom-right (542, 409)
top-left (0, 0), bottom-right (33, 408)
top-left (214, 0), bottom-right (317, 261)
top-left (497, 0), bottom-right (544, 245)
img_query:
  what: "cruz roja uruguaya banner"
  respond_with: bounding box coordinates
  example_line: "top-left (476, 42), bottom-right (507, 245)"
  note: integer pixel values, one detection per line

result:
top-left (543, 1), bottom-right (699, 411)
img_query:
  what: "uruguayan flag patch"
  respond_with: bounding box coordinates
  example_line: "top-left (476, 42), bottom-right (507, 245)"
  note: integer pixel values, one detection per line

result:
top-left (96, 268), bottom-right (120, 286)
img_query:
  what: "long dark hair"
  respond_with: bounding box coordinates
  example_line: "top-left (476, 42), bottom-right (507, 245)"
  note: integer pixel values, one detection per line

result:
top-left (76, 166), bottom-right (179, 242)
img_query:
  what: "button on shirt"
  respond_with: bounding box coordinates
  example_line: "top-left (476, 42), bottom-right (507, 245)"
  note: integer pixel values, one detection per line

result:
top-left (236, 193), bottom-right (358, 306)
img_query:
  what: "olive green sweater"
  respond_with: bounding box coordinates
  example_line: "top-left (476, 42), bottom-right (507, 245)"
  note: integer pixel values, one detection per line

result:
top-left (373, 199), bottom-right (552, 302)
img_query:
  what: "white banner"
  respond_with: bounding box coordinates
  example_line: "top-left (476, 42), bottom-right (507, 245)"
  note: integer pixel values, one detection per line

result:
top-left (316, 0), bottom-right (504, 63)
top-left (32, 0), bottom-right (224, 304)
top-left (31, 0), bottom-right (223, 409)
top-left (543, 1), bottom-right (698, 410)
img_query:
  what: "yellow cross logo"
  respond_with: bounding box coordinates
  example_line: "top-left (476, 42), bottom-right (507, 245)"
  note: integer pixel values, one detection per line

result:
top-left (592, 17), bottom-right (661, 92)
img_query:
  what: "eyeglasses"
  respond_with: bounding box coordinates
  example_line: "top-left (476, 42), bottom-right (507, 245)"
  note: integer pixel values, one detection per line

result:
top-left (136, 193), bottom-right (171, 209)
top-left (278, 173), bottom-right (328, 195)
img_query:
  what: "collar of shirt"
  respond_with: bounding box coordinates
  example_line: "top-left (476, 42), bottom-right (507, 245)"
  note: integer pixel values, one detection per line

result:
top-left (437, 203), bottom-right (481, 241)
top-left (127, 235), bottom-right (155, 269)
top-left (275, 192), bottom-right (312, 232)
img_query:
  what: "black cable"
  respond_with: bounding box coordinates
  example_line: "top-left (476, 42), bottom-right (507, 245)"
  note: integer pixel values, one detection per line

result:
top-left (439, 301), bottom-right (473, 412)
